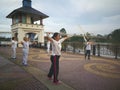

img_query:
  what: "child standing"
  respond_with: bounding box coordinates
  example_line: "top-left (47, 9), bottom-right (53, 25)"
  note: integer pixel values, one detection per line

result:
top-left (11, 37), bottom-right (17, 59)
top-left (47, 40), bottom-right (51, 54)
top-left (21, 37), bottom-right (29, 66)
top-left (47, 32), bottom-right (71, 84)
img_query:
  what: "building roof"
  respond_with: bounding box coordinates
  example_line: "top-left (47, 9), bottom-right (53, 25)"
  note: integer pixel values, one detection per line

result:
top-left (6, 7), bottom-right (49, 20)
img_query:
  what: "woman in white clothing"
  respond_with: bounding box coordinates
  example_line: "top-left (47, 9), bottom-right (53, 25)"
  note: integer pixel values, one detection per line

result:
top-left (47, 32), bottom-right (71, 84)
top-left (47, 40), bottom-right (51, 54)
top-left (11, 37), bottom-right (17, 59)
top-left (21, 37), bottom-right (29, 66)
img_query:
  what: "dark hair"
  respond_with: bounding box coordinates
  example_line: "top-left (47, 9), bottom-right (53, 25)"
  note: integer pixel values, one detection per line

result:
top-left (52, 32), bottom-right (59, 39)
top-left (87, 38), bottom-right (90, 41)
top-left (12, 37), bottom-right (15, 40)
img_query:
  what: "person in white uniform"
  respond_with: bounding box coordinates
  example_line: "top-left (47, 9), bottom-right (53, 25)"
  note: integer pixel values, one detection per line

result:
top-left (21, 37), bottom-right (29, 66)
top-left (85, 39), bottom-right (92, 60)
top-left (11, 37), bottom-right (17, 59)
top-left (47, 32), bottom-right (72, 84)
top-left (47, 40), bottom-right (51, 54)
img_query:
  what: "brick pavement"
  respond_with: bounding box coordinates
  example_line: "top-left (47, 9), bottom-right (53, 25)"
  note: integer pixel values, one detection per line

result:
top-left (0, 47), bottom-right (75, 90)
top-left (0, 47), bottom-right (49, 90)
top-left (0, 46), bottom-right (120, 90)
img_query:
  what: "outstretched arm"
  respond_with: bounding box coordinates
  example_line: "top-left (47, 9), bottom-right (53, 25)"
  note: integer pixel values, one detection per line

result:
top-left (65, 34), bottom-right (73, 39)
top-left (46, 33), bottom-right (55, 42)
top-left (47, 36), bottom-right (53, 42)
top-left (82, 34), bottom-right (87, 42)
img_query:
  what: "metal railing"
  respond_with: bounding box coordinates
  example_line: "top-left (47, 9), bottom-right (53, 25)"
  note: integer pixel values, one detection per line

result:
top-left (96, 43), bottom-right (120, 59)
top-left (61, 42), bottom-right (120, 59)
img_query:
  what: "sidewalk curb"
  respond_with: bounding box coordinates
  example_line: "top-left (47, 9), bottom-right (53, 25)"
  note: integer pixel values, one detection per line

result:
top-left (23, 66), bottom-right (75, 90)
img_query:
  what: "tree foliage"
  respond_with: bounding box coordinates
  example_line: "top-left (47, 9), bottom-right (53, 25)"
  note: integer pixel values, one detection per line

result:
top-left (109, 29), bottom-right (120, 43)
top-left (59, 28), bottom-right (120, 44)
top-left (69, 36), bottom-right (83, 42)
top-left (60, 28), bottom-right (67, 34)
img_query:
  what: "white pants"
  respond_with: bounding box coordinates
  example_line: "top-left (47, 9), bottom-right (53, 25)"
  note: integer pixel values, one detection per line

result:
top-left (11, 48), bottom-right (16, 58)
top-left (22, 49), bottom-right (29, 65)
top-left (47, 45), bottom-right (50, 53)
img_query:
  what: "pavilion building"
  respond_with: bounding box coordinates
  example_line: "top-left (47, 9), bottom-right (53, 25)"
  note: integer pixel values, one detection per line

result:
top-left (6, 0), bottom-right (49, 46)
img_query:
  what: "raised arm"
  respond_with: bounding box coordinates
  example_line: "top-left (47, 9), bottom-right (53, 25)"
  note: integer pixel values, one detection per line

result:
top-left (47, 36), bottom-right (53, 42)
top-left (82, 34), bottom-right (87, 42)
top-left (64, 34), bottom-right (73, 39)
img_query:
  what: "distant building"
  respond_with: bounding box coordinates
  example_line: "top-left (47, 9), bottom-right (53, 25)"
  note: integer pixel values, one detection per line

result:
top-left (6, 0), bottom-right (49, 46)
top-left (0, 31), bottom-right (11, 38)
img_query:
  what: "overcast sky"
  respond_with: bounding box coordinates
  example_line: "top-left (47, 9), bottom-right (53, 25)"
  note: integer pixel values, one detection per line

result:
top-left (0, 0), bottom-right (120, 35)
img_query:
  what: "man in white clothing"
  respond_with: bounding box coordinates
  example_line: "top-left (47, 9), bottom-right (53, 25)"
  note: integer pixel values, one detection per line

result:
top-left (85, 39), bottom-right (92, 60)
top-left (11, 37), bottom-right (17, 59)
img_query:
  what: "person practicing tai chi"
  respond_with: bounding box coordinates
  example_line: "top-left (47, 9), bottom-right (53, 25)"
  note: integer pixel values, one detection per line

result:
top-left (85, 39), bottom-right (92, 60)
top-left (11, 37), bottom-right (18, 59)
top-left (47, 40), bottom-right (51, 54)
top-left (83, 34), bottom-right (92, 60)
top-left (47, 32), bottom-right (72, 84)
top-left (21, 37), bottom-right (29, 66)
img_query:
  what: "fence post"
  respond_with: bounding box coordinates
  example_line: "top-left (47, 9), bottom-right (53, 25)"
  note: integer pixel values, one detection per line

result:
top-left (92, 45), bottom-right (96, 55)
top-left (115, 46), bottom-right (118, 59)
top-left (97, 44), bottom-right (100, 56)
top-left (73, 43), bottom-right (75, 53)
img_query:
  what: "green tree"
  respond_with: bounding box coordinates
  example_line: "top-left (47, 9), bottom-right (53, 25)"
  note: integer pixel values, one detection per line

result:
top-left (60, 28), bottom-right (67, 37)
top-left (95, 34), bottom-right (107, 42)
top-left (69, 35), bottom-right (83, 42)
top-left (109, 29), bottom-right (120, 43)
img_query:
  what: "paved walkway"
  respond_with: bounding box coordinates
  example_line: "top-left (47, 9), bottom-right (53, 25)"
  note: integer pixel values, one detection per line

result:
top-left (0, 47), bottom-right (120, 90)
top-left (0, 53), bottom-right (48, 90)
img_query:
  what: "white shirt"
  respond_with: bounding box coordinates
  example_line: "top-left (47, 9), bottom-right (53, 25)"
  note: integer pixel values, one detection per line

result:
top-left (23, 41), bottom-right (29, 50)
top-left (51, 38), bottom-right (65, 55)
top-left (47, 41), bottom-right (50, 47)
top-left (86, 42), bottom-right (91, 50)
top-left (11, 40), bottom-right (17, 49)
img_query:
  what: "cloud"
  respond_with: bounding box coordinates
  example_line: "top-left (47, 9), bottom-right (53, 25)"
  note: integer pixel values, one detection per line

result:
top-left (102, 15), bottom-right (120, 24)
top-left (0, 0), bottom-right (120, 36)
top-left (70, 0), bottom-right (120, 13)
